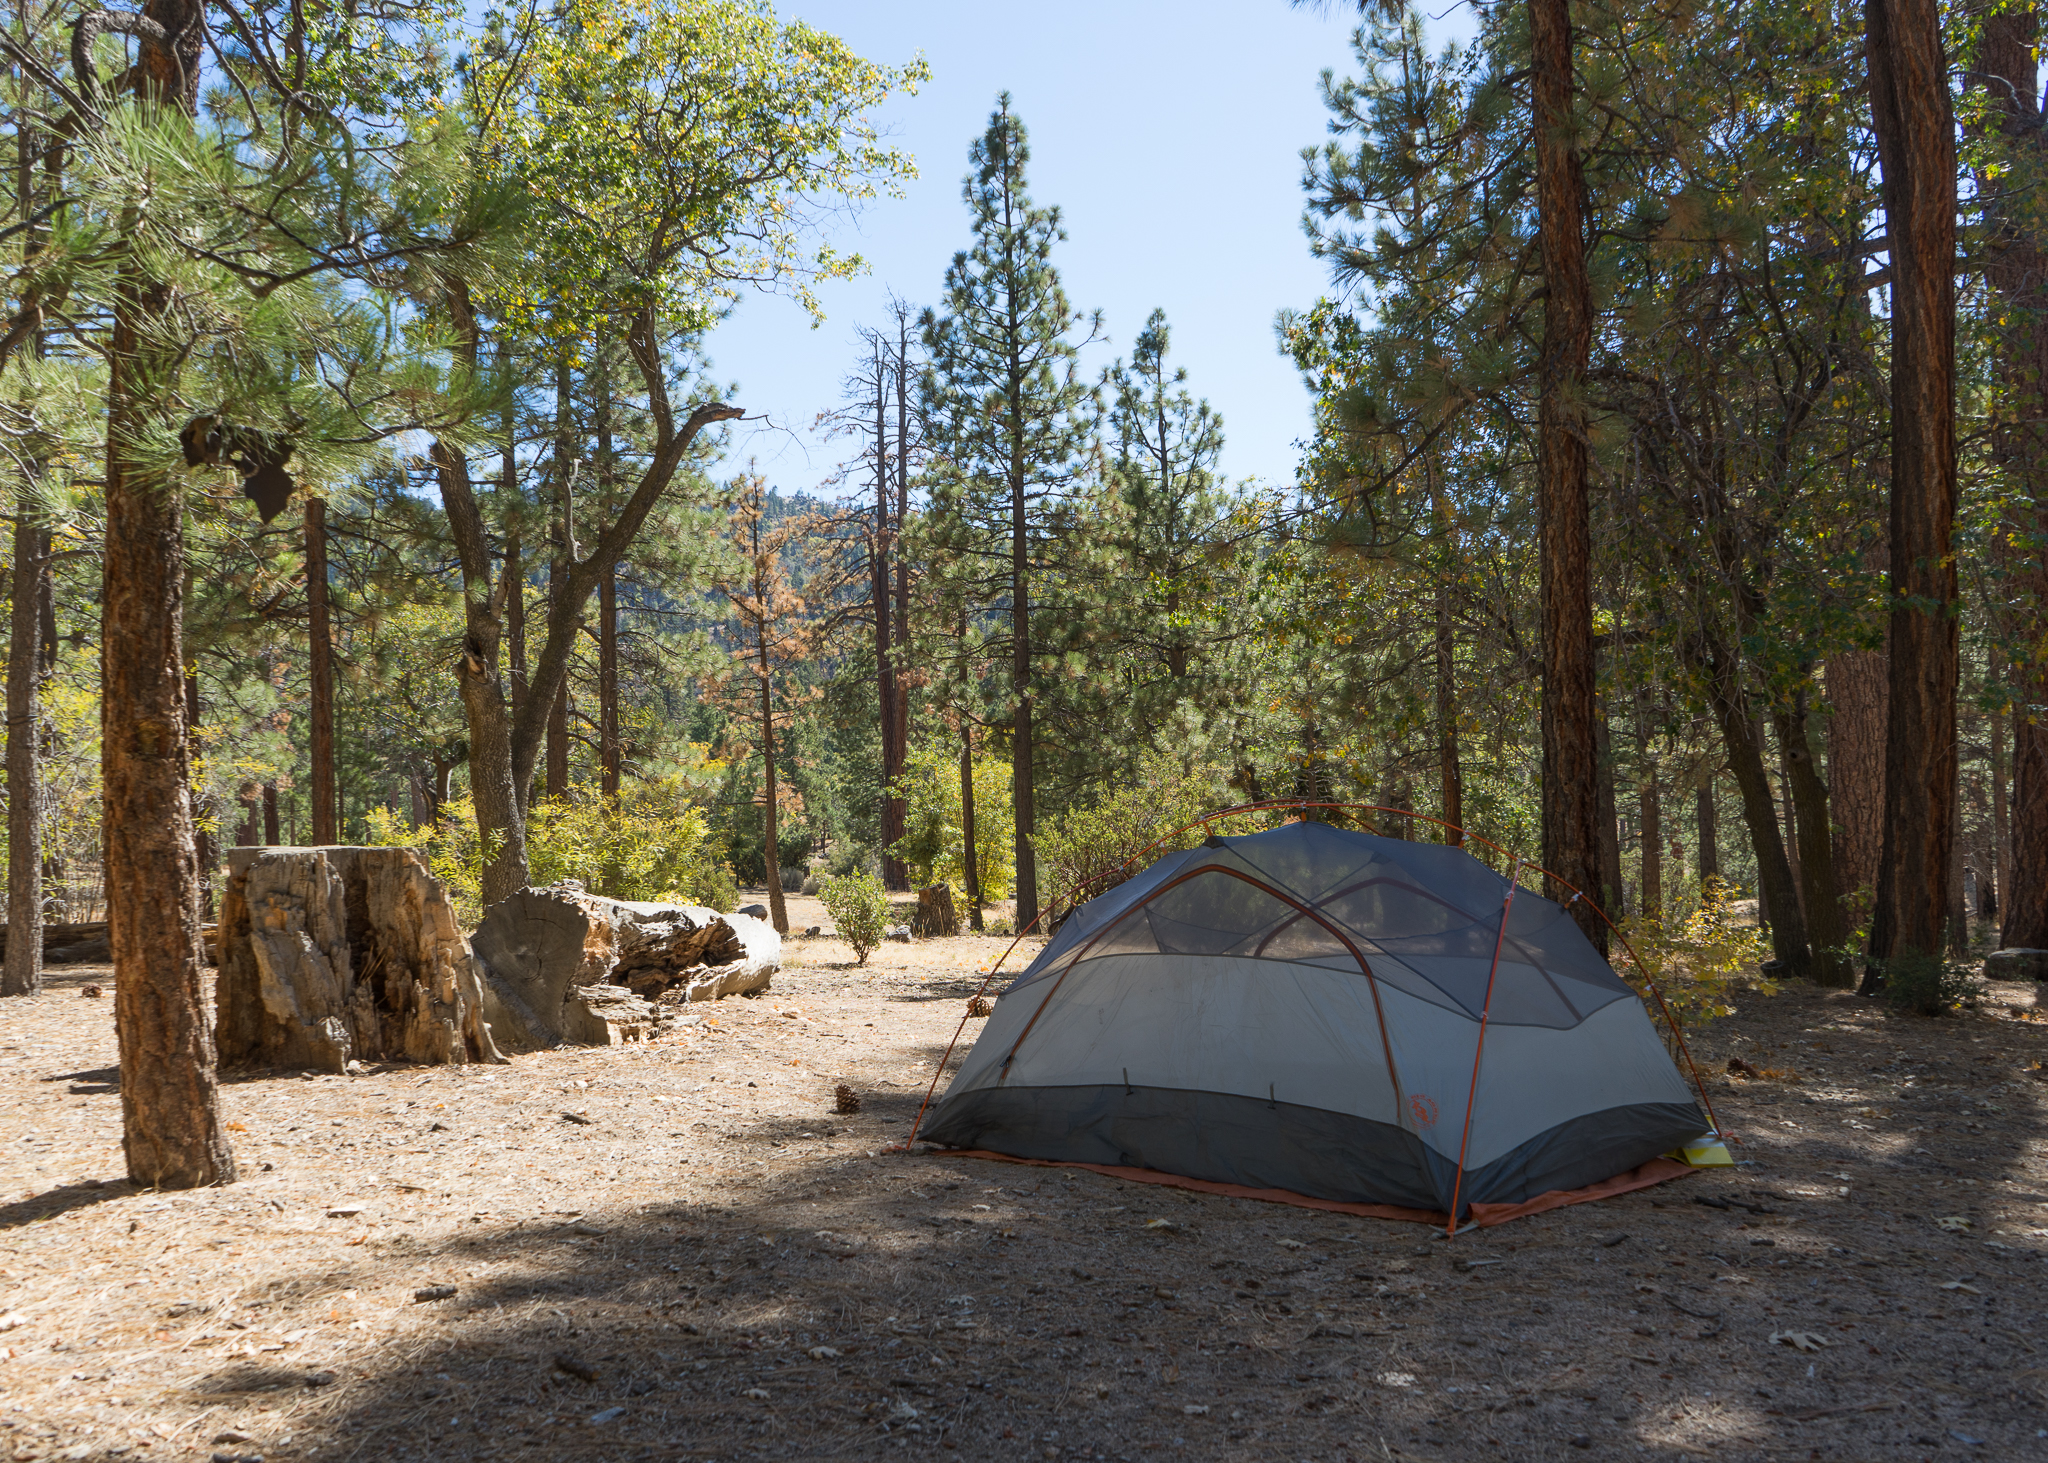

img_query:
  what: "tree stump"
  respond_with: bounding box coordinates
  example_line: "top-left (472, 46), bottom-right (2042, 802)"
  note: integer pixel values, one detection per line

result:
top-left (912, 883), bottom-right (959, 938)
top-left (470, 884), bottom-right (779, 1054)
top-left (216, 846), bottom-right (501, 1072)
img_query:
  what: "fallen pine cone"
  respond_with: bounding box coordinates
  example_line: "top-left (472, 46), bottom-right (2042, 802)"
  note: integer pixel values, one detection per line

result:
top-left (80, 984), bottom-right (103, 998)
top-left (834, 1084), bottom-right (861, 1115)
top-left (1726, 1056), bottom-right (1761, 1079)
top-left (967, 996), bottom-right (992, 1018)
top-left (553, 1353), bottom-right (599, 1383)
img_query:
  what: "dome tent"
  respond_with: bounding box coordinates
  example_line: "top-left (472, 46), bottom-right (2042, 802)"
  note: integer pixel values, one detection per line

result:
top-left (920, 819), bottom-right (1710, 1220)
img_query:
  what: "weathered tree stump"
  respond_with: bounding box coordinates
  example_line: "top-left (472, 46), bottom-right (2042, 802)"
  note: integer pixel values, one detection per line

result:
top-left (216, 846), bottom-right (501, 1072)
top-left (471, 884), bottom-right (779, 1054)
top-left (912, 883), bottom-right (959, 938)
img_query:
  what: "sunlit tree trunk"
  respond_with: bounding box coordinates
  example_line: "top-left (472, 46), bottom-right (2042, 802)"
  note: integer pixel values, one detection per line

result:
top-left (101, 0), bottom-right (236, 1189)
top-left (4, 500), bottom-right (45, 996)
top-left (306, 497), bottom-right (335, 844)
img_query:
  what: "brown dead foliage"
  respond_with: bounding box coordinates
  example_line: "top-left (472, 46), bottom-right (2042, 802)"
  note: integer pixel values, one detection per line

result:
top-left (1, 897), bottom-right (2045, 1461)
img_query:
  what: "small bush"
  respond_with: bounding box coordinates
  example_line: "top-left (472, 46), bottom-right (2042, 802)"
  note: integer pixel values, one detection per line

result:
top-left (1614, 876), bottom-right (1774, 1032)
top-left (889, 740), bottom-right (1015, 901)
top-left (1032, 757), bottom-right (1221, 910)
top-left (1883, 946), bottom-right (1984, 1016)
top-left (820, 871), bottom-right (892, 966)
top-left (365, 778), bottom-right (736, 925)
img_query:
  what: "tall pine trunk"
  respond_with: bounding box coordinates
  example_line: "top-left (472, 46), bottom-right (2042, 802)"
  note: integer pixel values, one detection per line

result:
top-left (1530, 0), bottom-right (1604, 950)
top-left (4, 497), bottom-right (44, 995)
top-left (545, 350), bottom-right (573, 803)
top-left (1976, 9), bottom-right (2048, 955)
top-left (1635, 694), bottom-right (1662, 923)
top-left (1864, 0), bottom-right (1961, 970)
top-left (1991, 707), bottom-right (2009, 920)
top-left (185, 660), bottom-right (211, 919)
top-left (1690, 636), bottom-right (1809, 970)
top-left (1777, 697), bottom-right (1852, 984)
top-left (1697, 781), bottom-right (1720, 888)
top-left (1826, 647), bottom-right (1887, 930)
top-left (891, 319), bottom-right (913, 876)
top-left (599, 565), bottom-right (620, 799)
top-left (1595, 695), bottom-right (1624, 918)
top-left (873, 345), bottom-right (904, 889)
top-left (1436, 580), bottom-right (1462, 843)
top-left (960, 720), bottom-right (983, 931)
top-left (306, 497), bottom-right (336, 843)
top-left (102, 0), bottom-right (234, 1189)
top-left (596, 355), bottom-right (620, 801)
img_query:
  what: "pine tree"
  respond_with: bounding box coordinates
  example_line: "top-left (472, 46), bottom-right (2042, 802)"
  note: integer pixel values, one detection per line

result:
top-left (920, 96), bottom-right (1100, 930)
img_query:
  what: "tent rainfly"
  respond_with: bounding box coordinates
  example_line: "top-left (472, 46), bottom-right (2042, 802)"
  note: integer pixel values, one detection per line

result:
top-left (921, 820), bottom-right (1710, 1218)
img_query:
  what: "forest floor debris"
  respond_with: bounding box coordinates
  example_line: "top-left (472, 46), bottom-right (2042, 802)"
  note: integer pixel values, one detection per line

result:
top-left (2, 898), bottom-right (2045, 1461)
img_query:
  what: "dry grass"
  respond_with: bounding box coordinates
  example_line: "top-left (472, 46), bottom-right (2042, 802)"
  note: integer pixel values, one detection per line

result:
top-left (2, 917), bottom-right (2046, 1462)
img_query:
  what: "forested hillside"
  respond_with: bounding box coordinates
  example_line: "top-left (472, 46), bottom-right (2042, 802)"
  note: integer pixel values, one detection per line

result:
top-left (0, 0), bottom-right (2038, 1188)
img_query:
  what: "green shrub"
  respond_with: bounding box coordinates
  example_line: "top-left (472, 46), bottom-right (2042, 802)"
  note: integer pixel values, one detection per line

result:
top-left (1032, 758), bottom-right (1221, 911)
top-left (819, 870), bottom-right (892, 965)
top-left (365, 777), bottom-right (736, 926)
top-left (1883, 946), bottom-right (1983, 1016)
top-left (889, 739), bottom-right (1014, 901)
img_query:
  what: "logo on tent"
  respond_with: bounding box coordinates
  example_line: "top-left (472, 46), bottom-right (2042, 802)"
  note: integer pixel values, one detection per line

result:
top-left (1409, 1094), bottom-right (1439, 1129)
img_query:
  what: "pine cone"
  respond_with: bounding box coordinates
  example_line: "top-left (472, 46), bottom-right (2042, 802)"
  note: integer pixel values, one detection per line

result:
top-left (834, 1084), bottom-right (861, 1115)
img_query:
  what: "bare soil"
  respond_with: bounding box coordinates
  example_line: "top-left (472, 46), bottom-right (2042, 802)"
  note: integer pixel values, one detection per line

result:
top-left (3, 917), bottom-right (2046, 1463)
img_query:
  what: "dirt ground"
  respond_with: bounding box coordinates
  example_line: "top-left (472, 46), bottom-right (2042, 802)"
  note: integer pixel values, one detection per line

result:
top-left (3, 898), bottom-right (2047, 1463)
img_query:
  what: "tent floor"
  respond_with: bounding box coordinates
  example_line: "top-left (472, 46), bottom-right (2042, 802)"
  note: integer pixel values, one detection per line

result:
top-left (924, 1147), bottom-right (1696, 1230)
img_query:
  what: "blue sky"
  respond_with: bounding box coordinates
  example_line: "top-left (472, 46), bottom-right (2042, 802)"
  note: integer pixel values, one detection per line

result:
top-left (701, 0), bottom-right (1381, 497)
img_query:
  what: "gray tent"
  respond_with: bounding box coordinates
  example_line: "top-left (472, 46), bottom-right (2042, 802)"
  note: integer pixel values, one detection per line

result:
top-left (922, 820), bottom-right (1707, 1217)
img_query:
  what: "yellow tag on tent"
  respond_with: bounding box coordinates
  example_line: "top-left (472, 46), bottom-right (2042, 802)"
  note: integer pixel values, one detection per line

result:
top-left (1670, 1132), bottom-right (1734, 1167)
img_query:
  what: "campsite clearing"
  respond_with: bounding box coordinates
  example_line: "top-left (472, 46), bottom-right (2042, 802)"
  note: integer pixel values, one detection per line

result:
top-left (2, 905), bottom-right (2044, 1461)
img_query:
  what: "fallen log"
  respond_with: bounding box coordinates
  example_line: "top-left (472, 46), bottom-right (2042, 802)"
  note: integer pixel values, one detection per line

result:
top-left (472, 883), bottom-right (779, 1053)
top-left (0, 922), bottom-right (113, 963)
top-left (216, 846), bottom-right (502, 1071)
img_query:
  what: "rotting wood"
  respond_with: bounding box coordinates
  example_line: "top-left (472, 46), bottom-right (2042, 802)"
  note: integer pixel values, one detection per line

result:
top-left (215, 845), bottom-right (501, 1072)
top-left (471, 882), bottom-right (778, 1053)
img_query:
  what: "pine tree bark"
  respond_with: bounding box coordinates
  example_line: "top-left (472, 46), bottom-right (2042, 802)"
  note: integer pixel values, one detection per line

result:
top-left (1530, 0), bottom-right (1604, 951)
top-left (960, 720), bottom-right (983, 931)
top-left (186, 659), bottom-right (212, 921)
top-left (892, 310), bottom-right (913, 869)
top-left (1010, 398), bottom-right (1038, 929)
top-left (873, 345), bottom-right (905, 889)
top-left (1594, 695), bottom-right (1624, 918)
top-left (1436, 581), bottom-right (1463, 844)
top-left (1974, 9), bottom-right (2048, 955)
top-left (101, 0), bottom-right (234, 1189)
top-left (1864, 0), bottom-right (1960, 969)
top-left (1825, 648), bottom-right (1887, 929)
top-left (262, 781), bottom-right (279, 845)
top-left (597, 354), bottom-right (620, 802)
top-left (1776, 697), bottom-right (1852, 985)
top-left (599, 563), bottom-right (620, 799)
top-left (4, 495), bottom-right (45, 996)
top-left (306, 496), bottom-right (335, 843)
top-left (1689, 636), bottom-right (1809, 970)
top-left (1635, 693), bottom-right (1661, 923)
top-left (544, 350), bottom-right (574, 803)
top-left (758, 614), bottom-right (788, 937)
top-left (505, 532), bottom-right (526, 727)
top-left (1697, 781), bottom-right (1720, 886)
top-left (1991, 706), bottom-right (2009, 920)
